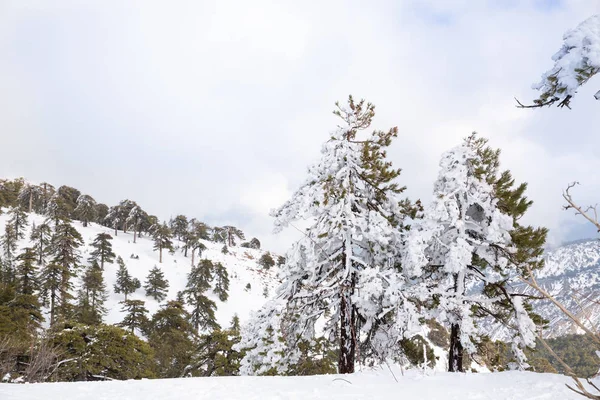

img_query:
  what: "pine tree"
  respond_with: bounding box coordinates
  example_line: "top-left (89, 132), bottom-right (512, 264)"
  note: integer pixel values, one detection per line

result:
top-left (144, 266), bottom-right (169, 302)
top-left (95, 203), bottom-right (109, 224)
top-left (119, 299), bottom-right (149, 335)
top-left (402, 134), bottom-right (545, 372)
top-left (74, 194), bottom-right (97, 227)
top-left (88, 232), bottom-right (116, 269)
top-left (213, 262), bottom-right (229, 302)
top-left (524, 14), bottom-right (599, 108)
top-left (117, 199), bottom-right (137, 233)
top-left (222, 226), bottom-right (244, 247)
top-left (45, 193), bottom-right (71, 226)
top-left (1, 224), bottom-right (18, 285)
top-left (148, 300), bottom-right (196, 378)
top-left (76, 261), bottom-right (108, 325)
top-left (105, 205), bottom-right (121, 236)
top-left (185, 259), bottom-right (219, 331)
top-left (248, 96), bottom-right (413, 374)
top-left (15, 247), bottom-right (39, 295)
top-left (126, 205), bottom-right (145, 244)
top-left (170, 215), bottom-right (189, 241)
top-left (258, 253), bottom-right (274, 269)
top-left (152, 222), bottom-right (173, 263)
top-left (17, 183), bottom-right (42, 213)
top-left (56, 185), bottom-right (81, 218)
top-left (191, 241), bottom-right (207, 267)
top-left (7, 206), bottom-right (28, 240)
top-left (230, 314), bottom-right (240, 333)
top-left (113, 257), bottom-right (141, 301)
top-left (50, 220), bottom-right (83, 322)
top-left (39, 262), bottom-right (67, 326)
top-left (30, 222), bottom-right (51, 266)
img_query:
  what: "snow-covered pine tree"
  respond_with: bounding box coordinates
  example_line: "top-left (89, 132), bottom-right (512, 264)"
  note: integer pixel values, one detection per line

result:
top-left (74, 194), bottom-right (97, 227)
top-left (170, 215), bottom-right (189, 242)
top-left (184, 259), bottom-right (219, 331)
top-left (248, 96), bottom-right (413, 374)
top-left (213, 262), bottom-right (229, 302)
top-left (17, 183), bottom-right (42, 213)
top-left (126, 205), bottom-right (145, 243)
top-left (402, 134), bottom-right (543, 372)
top-left (523, 14), bottom-right (599, 108)
top-left (105, 205), bottom-right (121, 236)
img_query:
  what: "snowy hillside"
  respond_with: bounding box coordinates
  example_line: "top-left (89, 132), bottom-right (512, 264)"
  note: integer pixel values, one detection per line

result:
top-left (0, 369), bottom-right (587, 400)
top-left (491, 239), bottom-right (600, 339)
top-left (0, 211), bottom-right (280, 328)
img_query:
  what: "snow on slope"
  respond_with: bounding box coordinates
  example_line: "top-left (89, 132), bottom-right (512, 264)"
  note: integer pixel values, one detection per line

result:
top-left (0, 212), bottom-right (280, 328)
top-left (0, 369), bottom-right (587, 400)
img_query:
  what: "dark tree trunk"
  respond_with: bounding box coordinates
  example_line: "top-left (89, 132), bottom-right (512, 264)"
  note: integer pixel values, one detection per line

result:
top-left (448, 323), bottom-right (463, 372)
top-left (133, 227), bottom-right (137, 244)
top-left (28, 191), bottom-right (33, 213)
top-left (338, 276), bottom-right (356, 374)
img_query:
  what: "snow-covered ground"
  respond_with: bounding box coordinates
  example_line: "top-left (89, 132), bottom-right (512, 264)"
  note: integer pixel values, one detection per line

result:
top-left (0, 369), bottom-right (587, 400)
top-left (0, 212), bottom-right (280, 328)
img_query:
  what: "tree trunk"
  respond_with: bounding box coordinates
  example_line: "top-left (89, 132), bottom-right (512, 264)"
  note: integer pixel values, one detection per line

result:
top-left (191, 248), bottom-right (195, 267)
top-left (133, 227), bottom-right (137, 244)
top-left (159, 246), bottom-right (163, 263)
top-left (28, 191), bottom-right (33, 213)
top-left (50, 291), bottom-right (56, 327)
top-left (114, 226), bottom-right (118, 236)
top-left (448, 323), bottom-right (463, 372)
top-left (338, 283), bottom-right (356, 374)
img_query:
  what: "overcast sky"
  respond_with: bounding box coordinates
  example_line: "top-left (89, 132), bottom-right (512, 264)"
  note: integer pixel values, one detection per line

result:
top-left (1, 0), bottom-right (599, 253)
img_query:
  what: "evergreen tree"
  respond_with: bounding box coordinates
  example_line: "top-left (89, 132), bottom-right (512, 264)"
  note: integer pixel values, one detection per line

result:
top-left (222, 226), bottom-right (244, 247)
top-left (117, 199), bottom-right (137, 233)
top-left (152, 222), bottom-right (173, 263)
top-left (39, 182), bottom-right (55, 212)
top-left (7, 206), bottom-right (28, 240)
top-left (249, 237), bottom-right (261, 250)
top-left (148, 300), bottom-right (196, 378)
top-left (94, 203), bottom-right (109, 224)
top-left (258, 253), bottom-right (275, 269)
top-left (39, 262), bottom-right (67, 326)
top-left (221, 245), bottom-right (228, 255)
top-left (244, 96), bottom-right (413, 374)
top-left (144, 266), bottom-right (169, 302)
top-left (402, 134), bottom-right (546, 372)
top-left (523, 14), bottom-right (600, 108)
top-left (230, 314), bottom-right (240, 333)
top-left (126, 205), bottom-right (145, 244)
top-left (105, 205), bottom-right (121, 236)
top-left (76, 261), bottom-right (108, 325)
top-left (56, 185), bottom-right (81, 218)
top-left (188, 327), bottom-right (244, 377)
top-left (88, 232), bottom-right (116, 269)
top-left (15, 247), bottom-right (39, 296)
top-left (17, 183), bottom-right (42, 213)
top-left (212, 227), bottom-right (226, 243)
top-left (185, 260), bottom-right (219, 331)
top-left (49, 220), bottom-right (83, 322)
top-left (113, 257), bottom-right (141, 301)
top-left (213, 262), bottom-right (229, 302)
top-left (170, 215), bottom-right (189, 241)
top-left (119, 299), bottom-right (149, 335)
top-left (74, 194), bottom-right (97, 227)
top-left (1, 224), bottom-right (18, 284)
top-left (30, 222), bottom-right (51, 266)
top-left (45, 193), bottom-right (70, 226)
top-left (190, 241), bottom-right (207, 267)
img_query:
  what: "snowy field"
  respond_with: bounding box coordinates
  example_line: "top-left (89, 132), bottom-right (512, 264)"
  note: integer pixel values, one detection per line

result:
top-left (0, 369), bottom-right (587, 400)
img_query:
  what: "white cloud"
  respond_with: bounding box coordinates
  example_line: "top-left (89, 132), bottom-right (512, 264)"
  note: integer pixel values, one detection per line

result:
top-left (0, 0), bottom-right (599, 253)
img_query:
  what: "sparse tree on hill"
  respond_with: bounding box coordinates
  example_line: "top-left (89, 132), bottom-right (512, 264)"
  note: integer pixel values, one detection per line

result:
top-left (258, 253), bottom-right (274, 269)
top-left (223, 226), bottom-right (244, 247)
top-left (88, 232), bottom-right (116, 269)
top-left (152, 222), bottom-right (173, 263)
top-left (213, 262), bottom-right (229, 302)
top-left (170, 215), bottom-right (189, 242)
top-left (119, 299), bottom-right (150, 335)
top-left (30, 222), bottom-right (52, 266)
top-left (15, 247), bottom-right (39, 295)
top-left (144, 266), bottom-right (169, 302)
top-left (76, 261), bottom-right (108, 325)
top-left (126, 205), bottom-right (145, 244)
top-left (7, 205), bottom-right (28, 240)
top-left (113, 256), bottom-right (141, 301)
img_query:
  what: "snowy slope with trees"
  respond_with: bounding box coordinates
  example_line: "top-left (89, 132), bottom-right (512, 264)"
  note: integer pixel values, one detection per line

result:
top-left (0, 211), bottom-right (279, 329)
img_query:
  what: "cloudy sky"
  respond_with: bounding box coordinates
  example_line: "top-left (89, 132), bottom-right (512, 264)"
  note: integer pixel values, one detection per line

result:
top-left (1, 0), bottom-right (599, 252)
